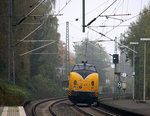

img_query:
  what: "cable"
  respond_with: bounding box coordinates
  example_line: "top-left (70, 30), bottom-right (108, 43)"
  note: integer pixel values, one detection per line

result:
top-left (100, 0), bottom-right (122, 35)
top-left (15, 23), bottom-right (44, 46)
top-left (20, 40), bottom-right (57, 56)
top-left (59, 0), bottom-right (111, 26)
top-left (85, 0), bottom-right (110, 16)
top-left (56, 0), bottom-right (72, 15)
top-left (15, 0), bottom-right (57, 45)
top-left (14, 0), bottom-right (46, 26)
top-left (100, 13), bottom-right (140, 37)
top-left (87, 27), bottom-right (137, 53)
top-left (124, 0), bottom-right (129, 20)
top-left (87, 27), bottom-right (114, 41)
top-left (86, 0), bottom-right (117, 26)
top-left (89, 25), bottom-right (129, 27)
top-left (110, 0), bottom-right (122, 14)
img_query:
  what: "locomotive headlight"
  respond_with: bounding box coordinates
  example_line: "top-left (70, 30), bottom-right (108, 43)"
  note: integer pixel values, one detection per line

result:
top-left (73, 80), bottom-right (77, 90)
top-left (74, 80), bottom-right (77, 85)
top-left (91, 81), bottom-right (94, 86)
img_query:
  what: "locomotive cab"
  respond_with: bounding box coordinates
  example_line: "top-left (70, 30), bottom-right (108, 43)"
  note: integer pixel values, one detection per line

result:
top-left (68, 61), bottom-right (99, 105)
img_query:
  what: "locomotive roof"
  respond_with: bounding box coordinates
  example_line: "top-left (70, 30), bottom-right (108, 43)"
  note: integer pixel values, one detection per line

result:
top-left (75, 63), bottom-right (95, 66)
top-left (72, 63), bottom-right (97, 72)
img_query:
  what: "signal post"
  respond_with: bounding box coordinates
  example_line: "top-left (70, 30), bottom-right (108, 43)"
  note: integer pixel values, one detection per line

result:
top-left (113, 37), bottom-right (123, 99)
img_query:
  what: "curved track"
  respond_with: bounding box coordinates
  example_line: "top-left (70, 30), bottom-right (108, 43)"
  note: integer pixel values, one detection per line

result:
top-left (49, 98), bottom-right (68, 116)
top-left (72, 104), bottom-right (117, 116)
top-left (29, 97), bottom-right (116, 116)
top-left (31, 97), bottom-right (67, 116)
top-left (25, 96), bottom-right (137, 116)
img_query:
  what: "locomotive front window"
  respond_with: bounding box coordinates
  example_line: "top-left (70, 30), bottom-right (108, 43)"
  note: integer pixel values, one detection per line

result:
top-left (72, 65), bottom-right (96, 72)
top-left (72, 65), bottom-right (84, 71)
top-left (85, 66), bottom-right (96, 72)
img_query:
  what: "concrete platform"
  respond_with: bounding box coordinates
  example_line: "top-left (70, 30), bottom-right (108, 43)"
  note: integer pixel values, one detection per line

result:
top-left (0, 106), bottom-right (26, 116)
top-left (100, 99), bottom-right (150, 116)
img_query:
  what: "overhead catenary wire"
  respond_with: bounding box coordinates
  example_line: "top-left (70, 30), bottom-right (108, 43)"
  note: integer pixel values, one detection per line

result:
top-left (30, 53), bottom-right (59, 55)
top-left (97, 13), bottom-right (140, 39)
top-left (16, 0), bottom-right (71, 45)
top-left (19, 40), bottom-right (57, 56)
top-left (96, 1), bottom-right (146, 39)
top-left (106, 16), bottom-right (124, 22)
top-left (110, 0), bottom-right (122, 14)
top-left (99, 0), bottom-right (122, 33)
top-left (86, 0), bottom-right (117, 26)
top-left (15, 0), bottom-right (71, 45)
top-left (58, 0), bottom-right (123, 27)
top-left (85, 0), bottom-right (110, 16)
top-left (94, 5), bottom-right (146, 38)
top-left (16, 0), bottom-right (72, 45)
top-left (15, 23), bottom-right (43, 46)
top-left (124, 0), bottom-right (129, 20)
top-left (58, 0), bottom-right (113, 25)
top-left (87, 27), bottom-right (137, 54)
top-left (17, 40), bottom-right (55, 42)
top-left (56, 0), bottom-right (72, 15)
top-left (102, 0), bottom-right (128, 36)
top-left (99, 13), bottom-right (131, 22)
top-left (89, 25), bottom-right (129, 27)
top-left (14, 0), bottom-right (46, 26)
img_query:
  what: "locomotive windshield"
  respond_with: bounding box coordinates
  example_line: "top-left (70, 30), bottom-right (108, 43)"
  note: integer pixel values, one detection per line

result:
top-left (72, 64), bottom-right (97, 72)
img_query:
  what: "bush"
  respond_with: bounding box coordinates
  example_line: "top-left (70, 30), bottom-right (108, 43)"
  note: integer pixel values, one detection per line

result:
top-left (0, 79), bottom-right (29, 105)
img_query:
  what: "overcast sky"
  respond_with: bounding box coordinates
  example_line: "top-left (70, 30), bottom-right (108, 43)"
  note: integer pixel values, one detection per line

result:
top-left (55, 0), bottom-right (150, 54)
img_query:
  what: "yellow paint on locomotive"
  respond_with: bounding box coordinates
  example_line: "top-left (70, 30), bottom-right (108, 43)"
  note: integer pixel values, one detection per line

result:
top-left (68, 72), bottom-right (99, 92)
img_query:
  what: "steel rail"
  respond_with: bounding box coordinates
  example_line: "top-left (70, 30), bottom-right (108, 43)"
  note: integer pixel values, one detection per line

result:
top-left (73, 105), bottom-right (94, 116)
top-left (31, 97), bottom-right (67, 116)
top-left (91, 106), bottom-right (117, 116)
top-left (49, 98), bottom-right (68, 116)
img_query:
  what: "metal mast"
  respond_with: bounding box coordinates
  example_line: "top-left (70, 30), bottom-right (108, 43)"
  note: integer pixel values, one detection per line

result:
top-left (114, 37), bottom-right (118, 99)
top-left (82, 0), bottom-right (85, 32)
top-left (65, 21), bottom-right (70, 79)
top-left (8, 0), bottom-right (13, 80)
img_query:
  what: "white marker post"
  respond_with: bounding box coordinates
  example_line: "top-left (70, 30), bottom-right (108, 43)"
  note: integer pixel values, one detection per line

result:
top-left (130, 42), bottom-right (139, 101)
top-left (140, 38), bottom-right (150, 102)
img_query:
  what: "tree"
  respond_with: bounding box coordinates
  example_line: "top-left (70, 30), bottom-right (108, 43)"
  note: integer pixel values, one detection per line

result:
top-left (74, 38), bottom-right (111, 85)
top-left (120, 5), bottom-right (150, 99)
top-left (0, 0), bottom-right (66, 101)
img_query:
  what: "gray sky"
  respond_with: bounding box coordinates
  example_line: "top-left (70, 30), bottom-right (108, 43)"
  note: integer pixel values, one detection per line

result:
top-left (55, 0), bottom-right (150, 54)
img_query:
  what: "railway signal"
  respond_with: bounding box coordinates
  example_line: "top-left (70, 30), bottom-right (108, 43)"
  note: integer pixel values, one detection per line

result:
top-left (113, 54), bottom-right (119, 64)
top-left (117, 81), bottom-right (122, 89)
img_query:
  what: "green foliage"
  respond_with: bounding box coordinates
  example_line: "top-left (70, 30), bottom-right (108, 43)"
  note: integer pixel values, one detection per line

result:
top-left (74, 38), bottom-right (111, 85)
top-left (0, 0), bottom-right (65, 105)
top-left (120, 4), bottom-right (150, 99)
top-left (0, 79), bottom-right (29, 105)
top-left (31, 74), bottom-right (65, 98)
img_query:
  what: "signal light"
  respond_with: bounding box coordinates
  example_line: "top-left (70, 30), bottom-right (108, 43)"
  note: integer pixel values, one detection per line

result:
top-left (113, 54), bottom-right (119, 64)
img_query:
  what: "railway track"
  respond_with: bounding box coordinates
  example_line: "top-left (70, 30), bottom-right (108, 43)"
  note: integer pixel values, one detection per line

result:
top-left (49, 98), bottom-right (68, 116)
top-left (25, 96), bottom-right (138, 116)
top-left (31, 97), bottom-right (67, 116)
top-left (72, 104), bottom-right (117, 116)
top-left (27, 97), bottom-right (117, 116)
top-left (91, 106), bottom-right (117, 116)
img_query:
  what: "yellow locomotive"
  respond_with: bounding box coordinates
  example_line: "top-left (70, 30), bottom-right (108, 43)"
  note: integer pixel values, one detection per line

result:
top-left (68, 61), bottom-right (99, 105)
